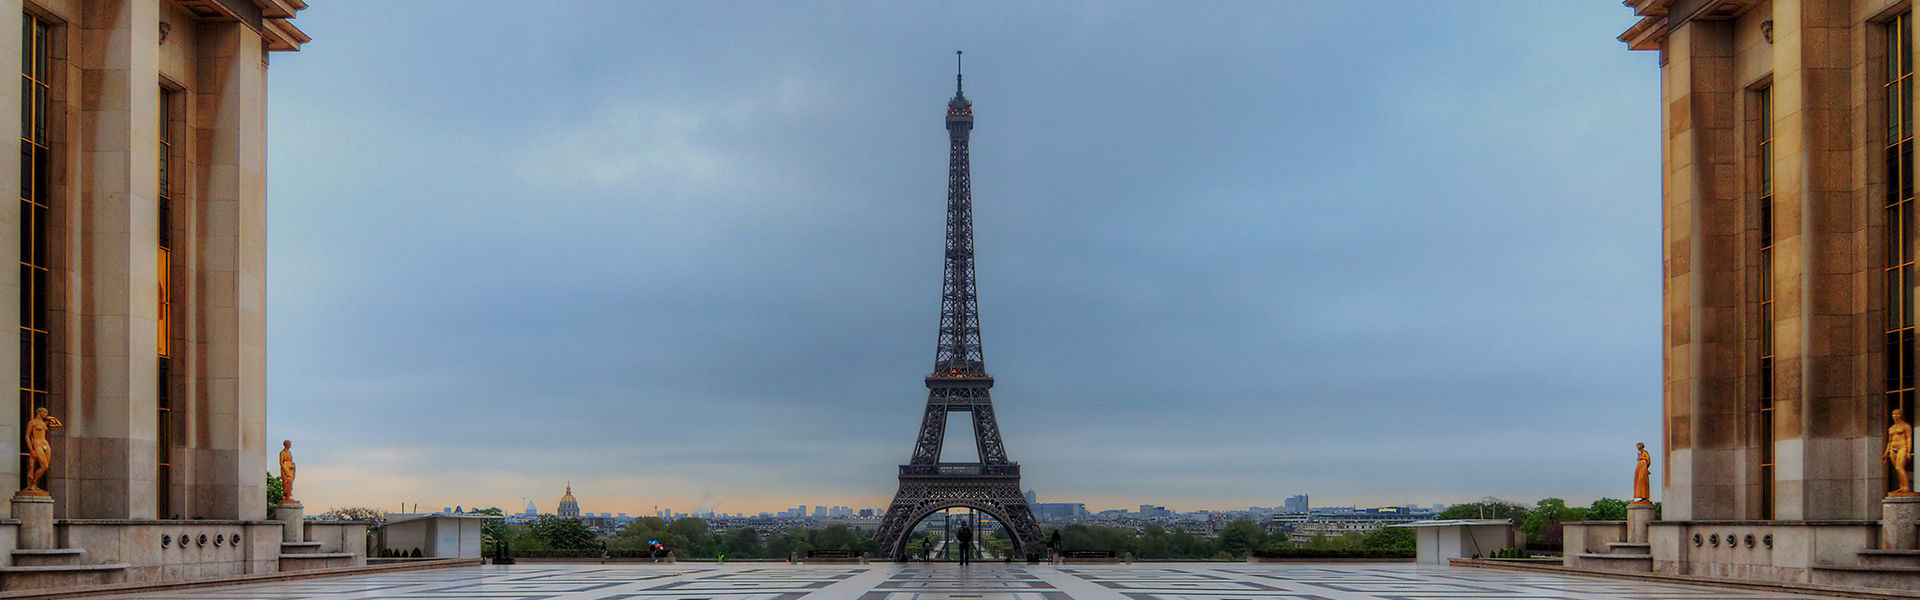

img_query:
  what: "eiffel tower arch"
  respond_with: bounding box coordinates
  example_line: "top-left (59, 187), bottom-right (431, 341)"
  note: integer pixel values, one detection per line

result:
top-left (872, 53), bottom-right (1043, 560)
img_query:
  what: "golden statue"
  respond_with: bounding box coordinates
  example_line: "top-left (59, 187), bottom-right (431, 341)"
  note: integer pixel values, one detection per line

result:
top-left (1632, 442), bottom-right (1653, 504)
top-left (278, 440), bottom-right (297, 504)
top-left (20, 408), bottom-right (62, 497)
top-left (1889, 408), bottom-right (1916, 498)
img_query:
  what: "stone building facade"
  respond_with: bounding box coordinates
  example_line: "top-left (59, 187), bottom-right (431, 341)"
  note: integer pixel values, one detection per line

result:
top-left (0, 0), bottom-right (305, 523)
top-left (1629, 0), bottom-right (1903, 525)
top-left (0, 2), bottom-right (371, 591)
top-left (1562, 1), bottom-right (1920, 592)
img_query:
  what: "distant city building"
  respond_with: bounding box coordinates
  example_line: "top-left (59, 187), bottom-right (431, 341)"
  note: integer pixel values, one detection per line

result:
top-left (1138, 505), bottom-right (1171, 519)
top-left (1033, 502), bottom-right (1088, 522)
top-left (557, 482), bottom-right (582, 519)
top-left (1284, 494), bottom-right (1309, 513)
top-left (1282, 507), bottom-right (1433, 544)
top-left (523, 500), bottom-right (538, 517)
top-left (1024, 490), bottom-right (1038, 504)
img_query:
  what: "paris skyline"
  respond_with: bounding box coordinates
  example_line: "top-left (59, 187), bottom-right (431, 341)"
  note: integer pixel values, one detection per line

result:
top-left (264, 1), bottom-right (1657, 514)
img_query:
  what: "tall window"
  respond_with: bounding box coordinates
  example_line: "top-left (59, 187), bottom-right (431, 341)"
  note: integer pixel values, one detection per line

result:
top-left (156, 88), bottom-right (173, 518)
top-left (18, 13), bottom-right (49, 486)
top-left (1757, 86), bottom-right (1776, 519)
top-left (1888, 12), bottom-right (1917, 498)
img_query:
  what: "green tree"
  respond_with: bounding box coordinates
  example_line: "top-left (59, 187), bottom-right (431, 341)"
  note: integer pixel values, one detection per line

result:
top-left (1585, 497), bottom-right (1630, 521)
top-left (610, 517), bottom-right (690, 555)
top-left (772, 531), bottom-right (798, 559)
top-left (666, 518), bottom-right (714, 557)
top-left (1439, 499), bottom-right (1531, 524)
top-left (1137, 525), bottom-right (1174, 558)
top-left (530, 516), bottom-right (597, 550)
top-left (720, 528), bottom-right (764, 558)
top-left (265, 473), bottom-right (283, 511)
top-left (816, 523), bottom-right (858, 551)
top-left (1216, 518), bottom-right (1267, 557)
top-left (1169, 529), bottom-right (1214, 558)
top-left (982, 534), bottom-right (1011, 559)
top-left (1520, 498), bottom-right (1587, 544)
top-left (502, 524), bottom-right (551, 552)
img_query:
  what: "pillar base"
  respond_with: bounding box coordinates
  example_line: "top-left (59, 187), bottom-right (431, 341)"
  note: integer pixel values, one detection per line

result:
top-left (273, 501), bottom-right (305, 543)
top-left (12, 494), bottom-right (53, 550)
top-left (1883, 495), bottom-right (1920, 550)
top-left (1627, 504), bottom-right (1654, 545)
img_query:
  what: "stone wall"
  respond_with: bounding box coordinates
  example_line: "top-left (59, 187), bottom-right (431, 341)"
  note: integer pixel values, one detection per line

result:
top-left (305, 521), bottom-right (369, 563)
top-left (57, 520), bottom-right (281, 582)
top-left (1647, 520), bottom-right (1878, 582)
top-left (1562, 521), bottom-right (1628, 556)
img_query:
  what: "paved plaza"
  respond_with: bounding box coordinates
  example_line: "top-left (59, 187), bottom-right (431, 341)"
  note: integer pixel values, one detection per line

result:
top-left (82, 563), bottom-right (1847, 599)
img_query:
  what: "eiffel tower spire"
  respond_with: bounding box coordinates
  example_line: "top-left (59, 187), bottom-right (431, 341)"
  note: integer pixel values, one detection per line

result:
top-left (935, 50), bottom-right (982, 378)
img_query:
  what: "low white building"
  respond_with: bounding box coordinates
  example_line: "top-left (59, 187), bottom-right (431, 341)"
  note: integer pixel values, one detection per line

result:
top-left (377, 513), bottom-right (500, 559)
top-left (1395, 519), bottom-right (1522, 565)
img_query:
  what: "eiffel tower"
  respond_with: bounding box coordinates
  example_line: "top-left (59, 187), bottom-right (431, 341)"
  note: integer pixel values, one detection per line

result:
top-left (872, 53), bottom-right (1044, 561)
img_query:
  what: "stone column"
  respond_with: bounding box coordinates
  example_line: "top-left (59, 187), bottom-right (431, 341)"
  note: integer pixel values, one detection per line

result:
top-left (0, 2), bottom-right (26, 513)
top-left (67, 0), bottom-right (164, 521)
top-left (1766, 0), bottom-right (1871, 523)
top-left (1885, 496), bottom-right (1920, 550)
top-left (1659, 18), bottom-right (1743, 522)
top-left (1628, 503), bottom-right (1655, 544)
top-left (272, 501), bottom-right (304, 543)
top-left (188, 20), bottom-right (269, 522)
top-left (11, 495), bottom-right (52, 549)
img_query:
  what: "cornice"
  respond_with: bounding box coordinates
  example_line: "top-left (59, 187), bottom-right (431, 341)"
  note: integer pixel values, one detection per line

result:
top-left (170, 0), bottom-right (308, 52)
top-left (1619, 0), bottom-right (1766, 52)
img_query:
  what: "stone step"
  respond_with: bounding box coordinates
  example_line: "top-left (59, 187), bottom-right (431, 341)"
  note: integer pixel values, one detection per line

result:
top-left (277, 552), bottom-right (356, 573)
top-left (0, 563), bottom-right (129, 591)
top-left (1575, 552), bottom-right (1652, 574)
top-left (1856, 548), bottom-right (1920, 567)
top-left (1810, 562), bottom-right (1920, 590)
top-left (9, 548), bottom-right (84, 567)
top-left (279, 541), bottom-right (325, 554)
top-left (1605, 542), bottom-right (1651, 552)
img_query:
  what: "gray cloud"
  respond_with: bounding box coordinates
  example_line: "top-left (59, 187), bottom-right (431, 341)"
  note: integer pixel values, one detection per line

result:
top-left (264, 1), bottom-right (1659, 513)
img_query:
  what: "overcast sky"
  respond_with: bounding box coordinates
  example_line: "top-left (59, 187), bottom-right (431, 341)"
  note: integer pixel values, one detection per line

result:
top-left (262, 1), bottom-right (1660, 516)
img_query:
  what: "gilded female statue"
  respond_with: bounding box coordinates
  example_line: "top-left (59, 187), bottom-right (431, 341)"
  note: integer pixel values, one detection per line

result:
top-left (21, 408), bottom-right (62, 496)
top-left (279, 440), bottom-right (297, 504)
top-left (1633, 442), bottom-right (1652, 504)
top-left (1889, 408), bottom-right (1916, 497)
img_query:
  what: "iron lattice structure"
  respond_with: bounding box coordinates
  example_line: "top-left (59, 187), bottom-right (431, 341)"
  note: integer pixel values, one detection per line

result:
top-left (872, 55), bottom-right (1044, 560)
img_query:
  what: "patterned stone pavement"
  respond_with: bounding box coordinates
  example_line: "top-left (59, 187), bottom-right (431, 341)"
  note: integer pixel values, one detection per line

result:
top-left (83, 563), bottom-right (1847, 599)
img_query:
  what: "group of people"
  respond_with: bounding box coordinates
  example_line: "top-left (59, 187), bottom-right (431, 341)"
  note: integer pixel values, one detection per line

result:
top-left (916, 527), bottom-right (1069, 565)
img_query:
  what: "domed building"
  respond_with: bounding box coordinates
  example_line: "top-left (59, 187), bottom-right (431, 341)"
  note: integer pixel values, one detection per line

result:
top-left (557, 482), bottom-right (582, 519)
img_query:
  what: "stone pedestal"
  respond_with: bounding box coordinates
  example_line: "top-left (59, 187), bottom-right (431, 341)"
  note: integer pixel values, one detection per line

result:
top-left (1883, 495), bottom-right (1920, 550)
top-left (273, 501), bottom-right (305, 543)
top-left (1627, 503), bottom-right (1654, 544)
top-left (11, 494), bottom-right (53, 550)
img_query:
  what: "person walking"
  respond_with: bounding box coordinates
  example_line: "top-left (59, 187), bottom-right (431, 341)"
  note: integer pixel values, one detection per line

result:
top-left (1049, 530), bottom-right (1063, 565)
top-left (956, 525), bottom-right (973, 566)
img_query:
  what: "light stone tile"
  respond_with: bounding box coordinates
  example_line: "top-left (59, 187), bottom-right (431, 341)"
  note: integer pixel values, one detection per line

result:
top-left (68, 563), bottom-right (1847, 599)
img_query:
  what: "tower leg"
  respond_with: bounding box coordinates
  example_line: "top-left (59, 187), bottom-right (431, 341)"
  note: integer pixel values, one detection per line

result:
top-left (874, 477), bottom-right (1043, 560)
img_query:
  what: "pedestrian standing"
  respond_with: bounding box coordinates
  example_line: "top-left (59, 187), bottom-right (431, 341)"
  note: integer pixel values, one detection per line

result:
top-left (956, 525), bottom-right (973, 566)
